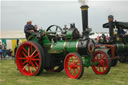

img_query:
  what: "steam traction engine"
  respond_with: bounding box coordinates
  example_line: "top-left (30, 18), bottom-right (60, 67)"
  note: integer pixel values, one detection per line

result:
top-left (16, 5), bottom-right (111, 79)
top-left (96, 15), bottom-right (128, 66)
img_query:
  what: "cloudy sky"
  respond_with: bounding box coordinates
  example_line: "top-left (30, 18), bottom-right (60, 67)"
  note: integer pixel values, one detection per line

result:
top-left (1, 0), bottom-right (128, 33)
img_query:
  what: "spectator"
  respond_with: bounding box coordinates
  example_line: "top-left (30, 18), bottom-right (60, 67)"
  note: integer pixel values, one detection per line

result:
top-left (2, 43), bottom-right (6, 59)
top-left (0, 42), bottom-right (2, 59)
top-left (6, 49), bottom-right (13, 59)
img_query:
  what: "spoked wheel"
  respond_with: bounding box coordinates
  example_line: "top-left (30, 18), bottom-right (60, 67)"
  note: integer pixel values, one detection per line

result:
top-left (64, 53), bottom-right (84, 79)
top-left (46, 25), bottom-right (63, 35)
top-left (92, 50), bottom-right (111, 74)
top-left (16, 41), bottom-right (44, 76)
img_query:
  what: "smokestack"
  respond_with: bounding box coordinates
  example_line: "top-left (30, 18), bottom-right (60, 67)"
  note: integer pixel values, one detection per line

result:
top-left (80, 5), bottom-right (89, 33)
top-left (108, 15), bottom-right (114, 37)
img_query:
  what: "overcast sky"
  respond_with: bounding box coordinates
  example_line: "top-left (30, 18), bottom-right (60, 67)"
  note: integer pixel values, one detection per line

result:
top-left (1, 0), bottom-right (128, 33)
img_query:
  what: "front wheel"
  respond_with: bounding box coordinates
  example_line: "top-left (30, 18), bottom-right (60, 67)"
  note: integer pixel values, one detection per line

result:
top-left (92, 50), bottom-right (111, 74)
top-left (64, 53), bottom-right (84, 79)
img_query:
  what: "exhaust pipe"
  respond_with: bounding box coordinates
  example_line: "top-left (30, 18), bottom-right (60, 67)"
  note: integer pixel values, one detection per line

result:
top-left (80, 5), bottom-right (89, 33)
top-left (108, 15), bottom-right (114, 37)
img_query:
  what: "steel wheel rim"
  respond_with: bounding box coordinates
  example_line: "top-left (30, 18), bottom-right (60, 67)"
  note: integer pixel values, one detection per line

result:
top-left (64, 53), bottom-right (82, 79)
top-left (92, 51), bottom-right (109, 74)
top-left (16, 42), bottom-right (41, 76)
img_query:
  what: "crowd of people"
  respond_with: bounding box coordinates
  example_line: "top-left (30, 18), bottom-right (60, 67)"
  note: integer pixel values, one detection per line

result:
top-left (0, 41), bottom-right (13, 60)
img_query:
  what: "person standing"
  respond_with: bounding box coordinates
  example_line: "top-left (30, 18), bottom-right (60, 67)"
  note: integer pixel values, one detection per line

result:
top-left (2, 43), bottom-right (6, 59)
top-left (0, 42), bottom-right (2, 59)
top-left (24, 21), bottom-right (35, 39)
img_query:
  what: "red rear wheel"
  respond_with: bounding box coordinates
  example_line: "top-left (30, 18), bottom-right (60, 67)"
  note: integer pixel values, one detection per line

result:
top-left (92, 50), bottom-right (111, 74)
top-left (16, 41), bottom-right (44, 76)
top-left (64, 53), bottom-right (84, 79)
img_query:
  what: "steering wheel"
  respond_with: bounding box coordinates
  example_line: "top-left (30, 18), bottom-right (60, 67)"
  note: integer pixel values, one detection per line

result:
top-left (46, 25), bottom-right (63, 35)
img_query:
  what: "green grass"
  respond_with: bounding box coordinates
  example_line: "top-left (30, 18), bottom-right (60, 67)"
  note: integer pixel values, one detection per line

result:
top-left (0, 60), bottom-right (128, 85)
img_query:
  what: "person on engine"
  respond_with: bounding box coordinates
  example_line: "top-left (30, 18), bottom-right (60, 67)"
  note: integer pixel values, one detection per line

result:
top-left (24, 21), bottom-right (35, 39)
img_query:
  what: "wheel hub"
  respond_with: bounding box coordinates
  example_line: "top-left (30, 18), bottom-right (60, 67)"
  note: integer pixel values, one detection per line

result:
top-left (70, 63), bottom-right (77, 69)
top-left (99, 60), bottom-right (104, 65)
top-left (27, 57), bottom-right (31, 62)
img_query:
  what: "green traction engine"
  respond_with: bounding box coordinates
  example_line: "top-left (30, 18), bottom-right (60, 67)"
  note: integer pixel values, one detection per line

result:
top-left (15, 5), bottom-right (111, 79)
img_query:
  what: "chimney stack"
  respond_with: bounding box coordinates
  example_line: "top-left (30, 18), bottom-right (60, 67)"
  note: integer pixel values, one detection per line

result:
top-left (80, 5), bottom-right (89, 33)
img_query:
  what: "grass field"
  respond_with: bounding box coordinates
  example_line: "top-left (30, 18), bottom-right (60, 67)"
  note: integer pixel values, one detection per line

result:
top-left (0, 59), bottom-right (128, 85)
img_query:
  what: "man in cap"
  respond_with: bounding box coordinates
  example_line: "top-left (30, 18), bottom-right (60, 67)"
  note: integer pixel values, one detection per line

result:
top-left (24, 21), bottom-right (35, 39)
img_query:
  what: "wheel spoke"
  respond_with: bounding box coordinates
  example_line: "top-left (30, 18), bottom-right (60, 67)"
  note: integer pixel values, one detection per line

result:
top-left (32, 53), bottom-right (39, 58)
top-left (71, 57), bottom-right (74, 62)
top-left (95, 56), bottom-right (99, 61)
top-left (75, 64), bottom-right (80, 67)
top-left (28, 47), bottom-right (30, 56)
top-left (34, 61), bottom-right (39, 67)
top-left (72, 69), bottom-right (77, 76)
top-left (69, 67), bottom-right (72, 72)
top-left (18, 57), bottom-right (26, 60)
top-left (31, 45), bottom-right (33, 55)
top-left (100, 53), bottom-right (102, 59)
top-left (75, 61), bottom-right (79, 64)
top-left (98, 65), bottom-right (101, 72)
top-left (31, 66), bottom-right (33, 73)
top-left (72, 69), bottom-right (75, 75)
top-left (22, 52), bottom-right (28, 58)
top-left (22, 64), bottom-right (28, 70)
top-left (31, 50), bottom-right (37, 57)
top-left (28, 64), bottom-right (30, 72)
top-left (102, 65), bottom-right (105, 71)
top-left (31, 62), bottom-right (38, 71)
top-left (23, 60), bottom-right (28, 65)
top-left (76, 67), bottom-right (80, 72)
top-left (22, 47), bottom-right (28, 54)
top-left (31, 59), bottom-right (40, 61)
top-left (101, 55), bottom-right (106, 60)
top-left (68, 60), bottom-right (72, 65)
top-left (74, 69), bottom-right (77, 75)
